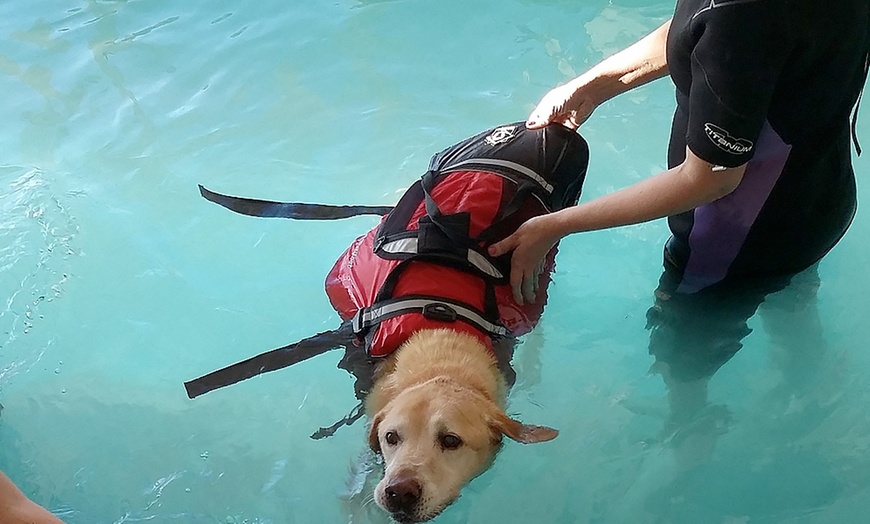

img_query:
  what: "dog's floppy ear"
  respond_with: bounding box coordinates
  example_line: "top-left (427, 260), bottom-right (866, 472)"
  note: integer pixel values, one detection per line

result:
top-left (367, 410), bottom-right (384, 453)
top-left (365, 373), bottom-right (398, 454)
top-left (488, 408), bottom-right (558, 444)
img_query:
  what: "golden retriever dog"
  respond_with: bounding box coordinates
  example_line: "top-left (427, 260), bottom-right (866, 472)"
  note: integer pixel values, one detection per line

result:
top-left (0, 470), bottom-right (64, 524)
top-left (186, 122), bottom-right (589, 522)
top-left (365, 329), bottom-right (557, 522)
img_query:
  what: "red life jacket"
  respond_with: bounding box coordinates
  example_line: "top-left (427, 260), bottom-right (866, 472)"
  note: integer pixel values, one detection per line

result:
top-left (183, 122), bottom-right (589, 402)
top-left (325, 123), bottom-right (589, 357)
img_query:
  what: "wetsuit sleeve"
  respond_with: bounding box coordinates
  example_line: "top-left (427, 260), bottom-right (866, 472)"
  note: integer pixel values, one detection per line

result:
top-left (685, 1), bottom-right (795, 167)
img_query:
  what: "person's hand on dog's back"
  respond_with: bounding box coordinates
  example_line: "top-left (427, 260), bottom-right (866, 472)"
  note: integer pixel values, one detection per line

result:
top-left (526, 81), bottom-right (596, 130)
top-left (489, 214), bottom-right (562, 306)
top-left (527, 20), bottom-right (671, 131)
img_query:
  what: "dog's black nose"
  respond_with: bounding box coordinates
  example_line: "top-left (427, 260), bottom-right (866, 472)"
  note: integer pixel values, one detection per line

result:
top-left (385, 477), bottom-right (422, 513)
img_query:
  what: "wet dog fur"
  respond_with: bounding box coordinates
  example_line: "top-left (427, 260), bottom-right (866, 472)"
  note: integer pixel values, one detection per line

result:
top-left (365, 328), bottom-right (557, 522)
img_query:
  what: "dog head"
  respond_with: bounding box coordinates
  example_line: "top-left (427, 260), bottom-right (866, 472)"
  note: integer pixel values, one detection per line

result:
top-left (367, 376), bottom-right (557, 522)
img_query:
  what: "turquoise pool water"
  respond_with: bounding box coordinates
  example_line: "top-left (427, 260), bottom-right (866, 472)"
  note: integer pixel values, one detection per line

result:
top-left (2, 1), bottom-right (870, 522)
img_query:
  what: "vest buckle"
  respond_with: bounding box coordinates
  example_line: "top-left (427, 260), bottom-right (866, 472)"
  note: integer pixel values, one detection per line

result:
top-left (422, 302), bottom-right (458, 323)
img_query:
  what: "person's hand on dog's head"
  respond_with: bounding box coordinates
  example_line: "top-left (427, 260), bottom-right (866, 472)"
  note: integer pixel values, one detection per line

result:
top-left (488, 214), bottom-right (561, 305)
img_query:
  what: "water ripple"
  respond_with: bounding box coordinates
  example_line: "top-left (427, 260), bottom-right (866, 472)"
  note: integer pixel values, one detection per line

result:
top-left (0, 167), bottom-right (79, 384)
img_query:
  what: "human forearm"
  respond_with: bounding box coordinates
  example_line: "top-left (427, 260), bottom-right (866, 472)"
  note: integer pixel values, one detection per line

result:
top-left (549, 148), bottom-right (744, 236)
top-left (488, 148), bottom-right (745, 304)
top-left (527, 19), bottom-right (673, 129)
top-left (0, 472), bottom-right (64, 524)
top-left (574, 19), bottom-right (672, 105)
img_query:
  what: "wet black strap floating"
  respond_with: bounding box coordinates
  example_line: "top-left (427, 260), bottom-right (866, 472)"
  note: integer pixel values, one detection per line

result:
top-left (310, 401), bottom-right (366, 440)
top-left (199, 185), bottom-right (394, 219)
top-left (184, 322), bottom-right (355, 399)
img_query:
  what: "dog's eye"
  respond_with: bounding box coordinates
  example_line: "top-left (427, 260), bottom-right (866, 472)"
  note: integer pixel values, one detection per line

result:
top-left (439, 433), bottom-right (462, 450)
top-left (384, 431), bottom-right (400, 446)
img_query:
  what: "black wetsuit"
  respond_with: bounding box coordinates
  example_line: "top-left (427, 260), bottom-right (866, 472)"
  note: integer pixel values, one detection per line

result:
top-left (665, 0), bottom-right (867, 292)
top-left (648, 0), bottom-right (869, 381)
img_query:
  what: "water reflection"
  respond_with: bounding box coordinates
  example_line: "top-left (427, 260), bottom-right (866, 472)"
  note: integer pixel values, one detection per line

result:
top-left (637, 264), bottom-right (858, 520)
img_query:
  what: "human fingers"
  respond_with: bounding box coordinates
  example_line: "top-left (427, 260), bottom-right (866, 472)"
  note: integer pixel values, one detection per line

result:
top-left (521, 272), bottom-right (537, 305)
top-left (491, 234), bottom-right (526, 304)
top-left (526, 88), bottom-right (568, 129)
top-left (522, 255), bottom-right (549, 303)
top-left (532, 258), bottom-right (545, 295)
top-left (511, 245), bottom-right (545, 305)
top-left (510, 263), bottom-right (525, 306)
top-left (526, 104), bottom-right (557, 129)
top-left (488, 234), bottom-right (517, 257)
top-left (556, 111), bottom-right (581, 131)
top-left (529, 102), bottom-right (590, 131)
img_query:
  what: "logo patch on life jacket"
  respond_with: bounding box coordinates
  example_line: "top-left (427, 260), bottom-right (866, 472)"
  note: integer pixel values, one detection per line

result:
top-left (485, 125), bottom-right (518, 146)
top-left (704, 123), bottom-right (753, 155)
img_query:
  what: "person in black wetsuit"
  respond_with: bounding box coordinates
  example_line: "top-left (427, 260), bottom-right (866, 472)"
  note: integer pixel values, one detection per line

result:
top-left (489, 0), bottom-right (868, 425)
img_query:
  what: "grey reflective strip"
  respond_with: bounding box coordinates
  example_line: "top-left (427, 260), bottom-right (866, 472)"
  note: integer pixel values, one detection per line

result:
top-left (467, 249), bottom-right (503, 278)
top-left (352, 309), bottom-right (363, 333)
top-left (444, 158), bottom-right (554, 194)
top-left (356, 298), bottom-right (509, 337)
top-left (379, 240), bottom-right (504, 279)
top-left (380, 237), bottom-right (418, 254)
